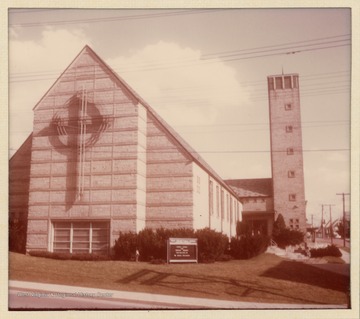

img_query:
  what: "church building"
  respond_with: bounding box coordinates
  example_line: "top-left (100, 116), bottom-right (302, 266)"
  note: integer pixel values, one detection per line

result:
top-left (226, 73), bottom-right (307, 236)
top-left (9, 45), bottom-right (241, 255)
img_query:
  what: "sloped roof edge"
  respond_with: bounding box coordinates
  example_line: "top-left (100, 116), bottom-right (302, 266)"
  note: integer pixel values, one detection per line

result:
top-left (31, 45), bottom-right (238, 198)
top-left (225, 178), bottom-right (273, 197)
top-left (10, 133), bottom-right (33, 163)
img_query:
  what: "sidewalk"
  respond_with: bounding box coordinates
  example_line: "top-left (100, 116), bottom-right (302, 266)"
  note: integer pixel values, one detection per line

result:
top-left (9, 280), bottom-right (347, 309)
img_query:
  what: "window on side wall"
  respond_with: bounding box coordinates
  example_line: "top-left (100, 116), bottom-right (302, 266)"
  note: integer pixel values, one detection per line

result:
top-left (286, 125), bottom-right (293, 133)
top-left (285, 103), bottom-right (293, 110)
top-left (288, 170), bottom-right (295, 178)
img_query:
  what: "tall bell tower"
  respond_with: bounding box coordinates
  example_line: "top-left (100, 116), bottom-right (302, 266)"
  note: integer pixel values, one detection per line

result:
top-left (267, 73), bottom-right (307, 232)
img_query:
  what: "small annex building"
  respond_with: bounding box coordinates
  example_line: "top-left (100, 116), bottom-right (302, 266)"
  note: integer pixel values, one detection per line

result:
top-left (225, 178), bottom-right (274, 236)
top-left (9, 45), bottom-right (242, 255)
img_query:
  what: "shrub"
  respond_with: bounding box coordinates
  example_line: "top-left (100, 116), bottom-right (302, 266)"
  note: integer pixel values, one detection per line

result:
top-left (9, 218), bottom-right (28, 254)
top-left (273, 228), bottom-right (304, 249)
top-left (236, 221), bottom-right (252, 238)
top-left (271, 214), bottom-right (304, 249)
top-left (273, 214), bottom-right (286, 237)
top-left (195, 228), bottom-right (229, 263)
top-left (310, 245), bottom-right (342, 258)
top-left (137, 228), bottom-right (165, 261)
top-left (230, 235), bottom-right (270, 259)
top-left (113, 231), bottom-right (138, 261)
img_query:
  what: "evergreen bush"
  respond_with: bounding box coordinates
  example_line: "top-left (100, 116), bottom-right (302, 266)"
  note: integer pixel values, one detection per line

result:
top-left (113, 231), bottom-right (138, 260)
top-left (273, 228), bottom-right (304, 249)
top-left (272, 214), bottom-right (304, 248)
top-left (230, 235), bottom-right (270, 259)
top-left (9, 218), bottom-right (27, 254)
top-left (195, 228), bottom-right (229, 262)
top-left (310, 245), bottom-right (342, 258)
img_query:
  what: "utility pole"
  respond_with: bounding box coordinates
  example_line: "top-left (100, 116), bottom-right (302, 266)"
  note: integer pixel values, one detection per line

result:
top-left (326, 204), bottom-right (336, 245)
top-left (329, 205), bottom-right (333, 245)
top-left (322, 204), bottom-right (335, 244)
top-left (337, 193), bottom-right (350, 247)
top-left (321, 204), bottom-right (325, 239)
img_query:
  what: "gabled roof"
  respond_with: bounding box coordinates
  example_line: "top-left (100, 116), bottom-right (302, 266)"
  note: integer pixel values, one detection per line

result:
top-left (31, 45), bottom-right (238, 198)
top-left (10, 133), bottom-right (33, 165)
top-left (225, 178), bottom-right (273, 198)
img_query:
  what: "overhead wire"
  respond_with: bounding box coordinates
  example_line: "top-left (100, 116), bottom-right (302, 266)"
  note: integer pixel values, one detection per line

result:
top-left (9, 34), bottom-right (350, 82)
top-left (9, 9), bottom-right (224, 27)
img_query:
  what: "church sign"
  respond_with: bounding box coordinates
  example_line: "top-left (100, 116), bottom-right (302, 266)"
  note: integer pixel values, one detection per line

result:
top-left (167, 238), bottom-right (198, 263)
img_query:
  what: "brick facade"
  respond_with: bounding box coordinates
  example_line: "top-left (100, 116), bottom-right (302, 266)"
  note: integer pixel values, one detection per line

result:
top-left (268, 74), bottom-right (307, 232)
top-left (10, 45), bottom-right (241, 254)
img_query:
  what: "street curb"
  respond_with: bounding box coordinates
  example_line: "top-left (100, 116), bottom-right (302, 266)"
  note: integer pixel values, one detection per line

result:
top-left (9, 280), bottom-right (348, 310)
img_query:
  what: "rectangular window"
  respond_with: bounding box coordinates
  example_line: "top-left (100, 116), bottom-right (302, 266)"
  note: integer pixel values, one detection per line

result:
top-left (289, 194), bottom-right (296, 201)
top-left (226, 194), bottom-right (230, 221)
top-left (53, 221), bottom-right (109, 254)
top-left (295, 225), bottom-right (300, 229)
top-left (231, 199), bottom-right (235, 223)
top-left (284, 76), bottom-right (292, 89)
top-left (289, 218), bottom-right (293, 223)
top-left (72, 222), bottom-right (90, 254)
top-left (221, 190), bottom-right (224, 220)
top-left (295, 219), bottom-right (299, 223)
top-left (209, 180), bottom-right (213, 216)
top-left (275, 77), bottom-right (283, 89)
top-left (287, 148), bottom-right (294, 155)
top-left (216, 186), bottom-right (220, 217)
top-left (286, 125), bottom-right (293, 133)
top-left (293, 76), bottom-right (298, 88)
top-left (288, 170), bottom-right (295, 178)
top-left (268, 77), bottom-right (274, 90)
top-left (236, 202), bottom-right (239, 222)
top-left (285, 103), bottom-right (293, 110)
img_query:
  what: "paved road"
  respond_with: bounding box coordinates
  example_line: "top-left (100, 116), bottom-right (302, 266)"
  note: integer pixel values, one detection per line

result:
top-left (8, 280), bottom-right (347, 310)
top-left (9, 287), bottom-right (170, 309)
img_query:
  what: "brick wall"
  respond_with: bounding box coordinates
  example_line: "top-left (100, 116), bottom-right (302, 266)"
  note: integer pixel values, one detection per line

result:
top-left (26, 47), bottom-right (148, 252)
top-left (268, 74), bottom-right (307, 232)
top-left (146, 115), bottom-right (194, 229)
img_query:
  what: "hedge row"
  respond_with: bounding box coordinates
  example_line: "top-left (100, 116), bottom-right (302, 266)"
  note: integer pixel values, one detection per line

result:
top-left (114, 227), bottom-right (270, 262)
top-left (113, 227), bottom-right (229, 263)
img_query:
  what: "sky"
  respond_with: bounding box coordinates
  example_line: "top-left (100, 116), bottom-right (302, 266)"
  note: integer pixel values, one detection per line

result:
top-left (7, 8), bottom-right (353, 227)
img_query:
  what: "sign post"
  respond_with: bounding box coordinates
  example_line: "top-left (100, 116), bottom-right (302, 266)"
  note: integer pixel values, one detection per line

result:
top-left (167, 238), bottom-right (198, 264)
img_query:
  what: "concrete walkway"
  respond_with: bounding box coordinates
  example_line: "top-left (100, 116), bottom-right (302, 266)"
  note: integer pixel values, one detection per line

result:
top-left (9, 280), bottom-right (347, 309)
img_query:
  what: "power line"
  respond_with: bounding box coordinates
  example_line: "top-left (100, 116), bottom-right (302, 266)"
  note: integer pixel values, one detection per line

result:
top-left (8, 146), bottom-right (349, 154)
top-left (202, 38), bottom-right (350, 61)
top-left (9, 35), bottom-right (350, 81)
top-left (9, 9), bottom-right (223, 27)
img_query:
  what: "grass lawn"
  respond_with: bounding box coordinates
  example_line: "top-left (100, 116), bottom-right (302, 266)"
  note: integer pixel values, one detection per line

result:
top-left (9, 252), bottom-right (349, 306)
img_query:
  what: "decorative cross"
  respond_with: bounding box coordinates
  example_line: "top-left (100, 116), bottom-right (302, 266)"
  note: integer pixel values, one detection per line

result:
top-left (51, 89), bottom-right (110, 200)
